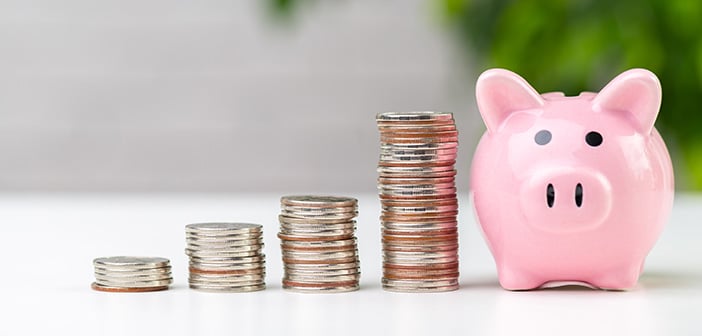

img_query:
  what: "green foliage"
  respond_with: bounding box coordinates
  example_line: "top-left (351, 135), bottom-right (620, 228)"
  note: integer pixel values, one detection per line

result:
top-left (269, 0), bottom-right (702, 189)
top-left (440, 0), bottom-right (702, 189)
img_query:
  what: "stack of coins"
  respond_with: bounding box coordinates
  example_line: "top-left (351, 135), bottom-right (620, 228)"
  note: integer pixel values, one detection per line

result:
top-left (278, 195), bottom-right (361, 293)
top-left (185, 223), bottom-right (266, 292)
top-left (92, 256), bottom-right (172, 292)
top-left (376, 111), bottom-right (460, 292)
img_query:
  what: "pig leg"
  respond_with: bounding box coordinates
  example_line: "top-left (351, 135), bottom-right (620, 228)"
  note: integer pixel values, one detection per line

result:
top-left (589, 262), bottom-right (643, 290)
top-left (497, 264), bottom-right (545, 290)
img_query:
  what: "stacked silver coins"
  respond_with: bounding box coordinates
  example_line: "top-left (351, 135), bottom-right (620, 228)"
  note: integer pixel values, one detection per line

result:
top-left (278, 195), bottom-right (361, 293)
top-left (92, 256), bottom-right (172, 292)
top-left (376, 111), bottom-right (460, 292)
top-left (185, 223), bottom-right (266, 292)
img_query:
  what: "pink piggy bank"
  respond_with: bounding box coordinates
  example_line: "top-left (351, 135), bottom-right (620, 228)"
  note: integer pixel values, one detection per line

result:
top-left (470, 68), bottom-right (674, 290)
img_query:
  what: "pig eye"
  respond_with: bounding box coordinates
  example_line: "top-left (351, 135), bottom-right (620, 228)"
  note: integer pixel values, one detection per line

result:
top-left (585, 131), bottom-right (603, 147)
top-left (534, 130), bottom-right (552, 145)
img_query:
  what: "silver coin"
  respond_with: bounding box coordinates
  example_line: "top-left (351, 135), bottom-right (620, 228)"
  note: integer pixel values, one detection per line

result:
top-left (189, 273), bottom-right (265, 282)
top-left (186, 231), bottom-right (263, 239)
top-left (379, 187), bottom-right (457, 196)
top-left (279, 227), bottom-right (356, 236)
top-left (380, 143), bottom-right (459, 152)
top-left (187, 235), bottom-right (265, 243)
top-left (190, 263), bottom-right (265, 272)
top-left (186, 242), bottom-right (264, 252)
top-left (383, 250), bottom-right (458, 258)
top-left (376, 111), bottom-right (454, 122)
top-left (377, 165), bottom-right (455, 173)
top-left (95, 274), bottom-right (173, 285)
top-left (279, 222), bottom-right (356, 230)
top-left (283, 267), bottom-right (360, 276)
top-left (380, 146), bottom-right (458, 155)
top-left (383, 256), bottom-right (459, 265)
top-left (93, 256), bottom-right (170, 269)
top-left (378, 181), bottom-right (455, 189)
top-left (382, 284), bottom-right (459, 293)
top-left (281, 238), bottom-right (357, 249)
top-left (281, 195), bottom-right (357, 208)
top-left (282, 284), bottom-right (359, 293)
top-left (186, 237), bottom-right (264, 246)
top-left (281, 204), bottom-right (357, 214)
top-left (93, 265), bottom-right (172, 275)
top-left (186, 222), bottom-right (262, 235)
top-left (382, 221), bottom-right (457, 230)
top-left (379, 154), bottom-right (457, 163)
top-left (189, 278), bottom-right (264, 287)
top-left (278, 215), bottom-right (356, 225)
top-left (282, 250), bottom-right (358, 260)
top-left (185, 248), bottom-right (263, 258)
top-left (284, 273), bottom-right (361, 283)
top-left (95, 278), bottom-right (173, 288)
top-left (189, 283), bottom-right (266, 293)
top-left (280, 211), bottom-right (358, 221)
top-left (382, 206), bottom-right (459, 215)
top-left (283, 262), bottom-right (359, 271)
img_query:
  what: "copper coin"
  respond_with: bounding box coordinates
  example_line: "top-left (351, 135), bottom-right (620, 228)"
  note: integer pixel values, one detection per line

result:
top-left (381, 220), bottom-right (457, 229)
top-left (282, 244), bottom-right (357, 252)
top-left (378, 177), bottom-right (456, 185)
top-left (91, 282), bottom-right (169, 293)
top-left (382, 227), bottom-right (457, 236)
top-left (380, 214), bottom-right (458, 223)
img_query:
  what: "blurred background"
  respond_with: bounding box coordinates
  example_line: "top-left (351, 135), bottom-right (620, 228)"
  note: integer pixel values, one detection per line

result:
top-left (1, 0), bottom-right (700, 192)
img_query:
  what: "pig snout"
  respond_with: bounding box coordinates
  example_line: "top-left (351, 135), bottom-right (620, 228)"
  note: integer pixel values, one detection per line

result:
top-left (520, 167), bottom-right (612, 233)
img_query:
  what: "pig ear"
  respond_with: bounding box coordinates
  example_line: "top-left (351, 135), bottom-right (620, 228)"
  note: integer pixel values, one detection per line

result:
top-left (592, 69), bottom-right (662, 134)
top-left (476, 69), bottom-right (544, 133)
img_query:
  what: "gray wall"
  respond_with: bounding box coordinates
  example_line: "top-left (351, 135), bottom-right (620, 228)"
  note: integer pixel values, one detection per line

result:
top-left (0, 0), bottom-right (483, 192)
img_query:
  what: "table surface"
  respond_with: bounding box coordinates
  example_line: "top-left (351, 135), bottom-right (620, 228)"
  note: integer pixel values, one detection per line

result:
top-left (1, 192), bottom-right (700, 335)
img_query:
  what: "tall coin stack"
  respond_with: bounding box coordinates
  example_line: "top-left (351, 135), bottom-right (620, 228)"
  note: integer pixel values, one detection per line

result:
top-left (278, 195), bottom-right (361, 293)
top-left (185, 223), bottom-right (266, 292)
top-left (376, 111), bottom-right (460, 292)
top-left (92, 256), bottom-right (172, 292)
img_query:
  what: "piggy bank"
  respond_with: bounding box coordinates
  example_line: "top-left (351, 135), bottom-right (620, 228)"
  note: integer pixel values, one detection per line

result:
top-left (470, 68), bottom-right (674, 290)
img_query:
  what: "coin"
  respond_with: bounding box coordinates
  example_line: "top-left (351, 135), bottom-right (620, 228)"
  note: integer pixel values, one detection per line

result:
top-left (91, 283), bottom-right (169, 293)
top-left (189, 283), bottom-right (266, 293)
top-left (377, 111), bottom-right (460, 292)
top-left (281, 195), bottom-right (358, 208)
top-left (279, 195), bottom-right (361, 293)
top-left (92, 256), bottom-right (173, 292)
top-left (185, 222), bottom-right (266, 292)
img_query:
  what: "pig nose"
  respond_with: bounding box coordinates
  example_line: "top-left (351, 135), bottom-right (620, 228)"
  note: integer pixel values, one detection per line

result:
top-left (523, 168), bottom-right (612, 233)
top-left (546, 182), bottom-right (584, 208)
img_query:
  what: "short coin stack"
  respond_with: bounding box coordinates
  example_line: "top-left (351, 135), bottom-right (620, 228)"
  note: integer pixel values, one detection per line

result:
top-left (278, 195), bottom-right (361, 293)
top-left (185, 223), bottom-right (266, 292)
top-left (376, 111), bottom-right (460, 292)
top-left (92, 256), bottom-right (172, 292)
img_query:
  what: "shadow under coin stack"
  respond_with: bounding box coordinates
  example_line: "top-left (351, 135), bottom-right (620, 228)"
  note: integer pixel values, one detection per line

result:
top-left (376, 111), bottom-right (460, 292)
top-left (278, 195), bottom-right (361, 293)
top-left (185, 223), bottom-right (266, 292)
top-left (92, 256), bottom-right (172, 292)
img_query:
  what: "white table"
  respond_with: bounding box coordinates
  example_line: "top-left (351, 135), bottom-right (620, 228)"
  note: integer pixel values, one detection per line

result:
top-left (2, 193), bottom-right (700, 335)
